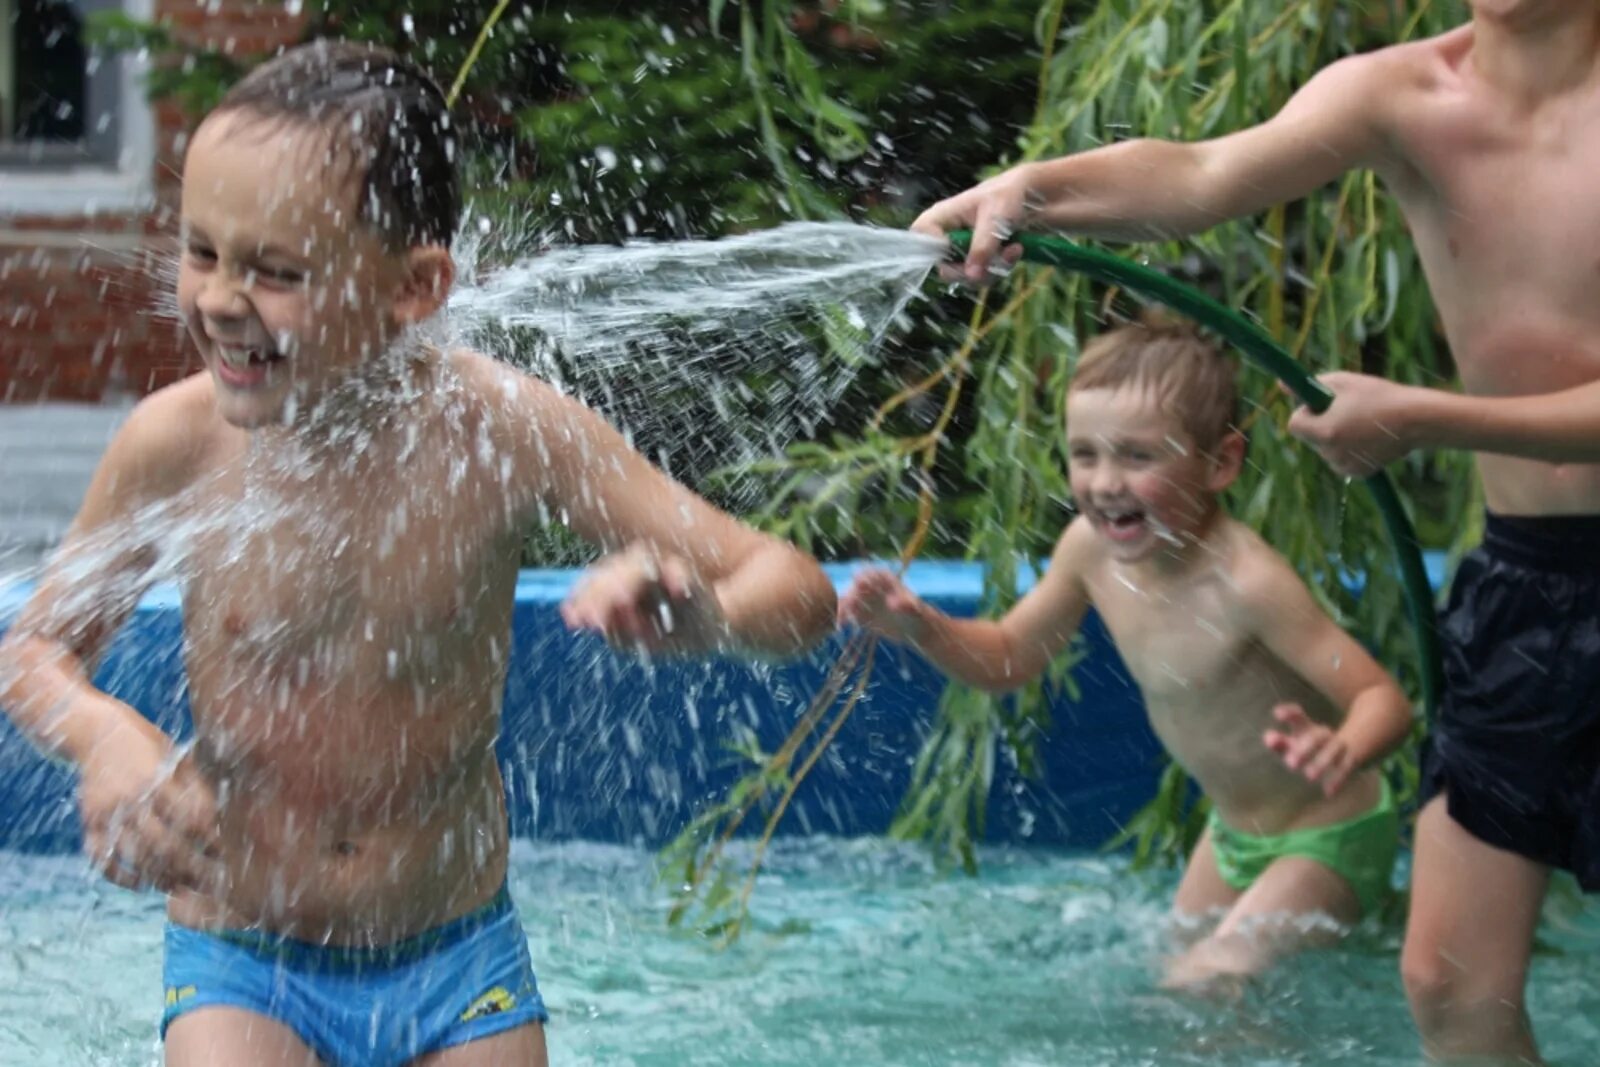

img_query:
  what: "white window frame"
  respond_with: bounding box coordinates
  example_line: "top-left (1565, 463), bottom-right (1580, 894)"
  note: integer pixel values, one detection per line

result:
top-left (0, 0), bottom-right (156, 217)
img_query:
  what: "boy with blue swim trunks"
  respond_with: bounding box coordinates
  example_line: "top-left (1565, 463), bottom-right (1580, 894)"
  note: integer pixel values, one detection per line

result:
top-left (841, 317), bottom-right (1414, 988)
top-left (0, 41), bottom-right (836, 1066)
top-left (915, 3), bottom-right (1600, 1060)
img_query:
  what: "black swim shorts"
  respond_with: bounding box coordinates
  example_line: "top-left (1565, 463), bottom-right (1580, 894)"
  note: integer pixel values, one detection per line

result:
top-left (1420, 512), bottom-right (1600, 890)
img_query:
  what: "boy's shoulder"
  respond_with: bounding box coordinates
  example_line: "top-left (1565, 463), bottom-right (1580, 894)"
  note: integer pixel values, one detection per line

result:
top-left (1312, 25), bottom-right (1464, 104)
top-left (442, 347), bottom-right (560, 412)
top-left (103, 373), bottom-right (224, 494)
top-left (1056, 514), bottom-right (1106, 570)
top-left (1210, 518), bottom-right (1315, 620)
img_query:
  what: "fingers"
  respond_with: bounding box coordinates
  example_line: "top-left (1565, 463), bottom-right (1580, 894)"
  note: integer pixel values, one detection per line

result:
top-left (561, 549), bottom-right (704, 651)
top-left (1263, 704), bottom-right (1322, 771)
top-left (911, 204), bottom-right (968, 282)
top-left (909, 206), bottom-right (953, 240)
top-left (1271, 703), bottom-right (1312, 731)
top-left (1262, 704), bottom-right (1352, 793)
top-left (964, 202), bottom-right (1007, 284)
top-left (1285, 404), bottom-right (1315, 441)
top-left (838, 569), bottom-right (904, 624)
top-left (1307, 751), bottom-right (1349, 797)
top-left (84, 828), bottom-right (148, 890)
top-left (1262, 728), bottom-right (1321, 770)
top-left (86, 808), bottom-right (219, 895)
top-left (154, 763), bottom-right (224, 861)
top-left (658, 556), bottom-right (693, 601)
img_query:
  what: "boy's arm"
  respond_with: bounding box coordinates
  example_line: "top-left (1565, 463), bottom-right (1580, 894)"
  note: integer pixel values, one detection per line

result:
top-left (1290, 370), bottom-right (1600, 476)
top-left (1236, 549), bottom-right (1413, 795)
top-left (878, 521), bottom-right (1096, 693)
top-left (503, 370), bottom-right (835, 657)
top-left (1, 407), bottom-right (175, 763)
top-left (0, 392), bottom-right (223, 889)
top-left (915, 51), bottom-right (1400, 281)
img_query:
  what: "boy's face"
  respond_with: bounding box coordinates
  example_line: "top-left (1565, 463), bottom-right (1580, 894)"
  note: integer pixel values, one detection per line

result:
top-left (177, 112), bottom-right (412, 430)
top-left (1065, 385), bottom-right (1235, 563)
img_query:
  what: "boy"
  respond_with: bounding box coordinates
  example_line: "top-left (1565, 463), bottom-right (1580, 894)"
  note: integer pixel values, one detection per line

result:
top-left (839, 317), bottom-right (1413, 987)
top-left (914, 4), bottom-right (1600, 1060)
top-left (0, 41), bottom-right (836, 1067)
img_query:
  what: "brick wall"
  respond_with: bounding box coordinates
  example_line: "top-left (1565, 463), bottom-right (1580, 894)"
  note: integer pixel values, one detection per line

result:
top-left (0, 1), bottom-right (303, 404)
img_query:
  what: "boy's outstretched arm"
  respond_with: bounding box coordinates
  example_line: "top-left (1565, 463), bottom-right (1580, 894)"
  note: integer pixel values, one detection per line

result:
top-left (839, 520), bottom-right (1095, 693)
top-left (1236, 550), bottom-right (1413, 797)
top-left (1290, 370), bottom-right (1600, 476)
top-left (914, 51), bottom-right (1399, 282)
top-left (504, 370), bottom-right (835, 658)
top-left (0, 392), bottom-right (223, 892)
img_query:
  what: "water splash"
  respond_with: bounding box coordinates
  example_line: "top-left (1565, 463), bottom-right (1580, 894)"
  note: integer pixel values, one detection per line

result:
top-left (451, 221), bottom-right (945, 499)
top-left (0, 221), bottom-right (946, 856)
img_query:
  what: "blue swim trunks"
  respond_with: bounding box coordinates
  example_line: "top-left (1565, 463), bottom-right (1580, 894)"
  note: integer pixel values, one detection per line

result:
top-left (161, 884), bottom-right (548, 1066)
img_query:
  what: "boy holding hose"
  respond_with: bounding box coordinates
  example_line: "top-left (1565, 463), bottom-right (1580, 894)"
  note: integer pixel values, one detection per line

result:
top-left (917, 4), bottom-right (1600, 1061)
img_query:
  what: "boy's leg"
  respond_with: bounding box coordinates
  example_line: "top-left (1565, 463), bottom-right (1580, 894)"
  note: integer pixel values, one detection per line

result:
top-left (1167, 829), bottom-right (1241, 949)
top-left (1163, 854), bottom-right (1358, 989)
top-left (408, 1022), bottom-right (549, 1067)
top-left (1402, 797), bottom-right (1549, 1065)
top-left (1172, 829), bottom-right (1242, 917)
top-left (166, 1007), bottom-right (323, 1067)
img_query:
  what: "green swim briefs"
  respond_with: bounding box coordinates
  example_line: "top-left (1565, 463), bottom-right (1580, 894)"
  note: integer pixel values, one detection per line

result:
top-left (1207, 779), bottom-right (1399, 917)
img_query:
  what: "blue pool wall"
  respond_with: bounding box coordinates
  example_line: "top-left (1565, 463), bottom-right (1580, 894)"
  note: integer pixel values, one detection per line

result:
top-left (0, 557), bottom-right (1445, 855)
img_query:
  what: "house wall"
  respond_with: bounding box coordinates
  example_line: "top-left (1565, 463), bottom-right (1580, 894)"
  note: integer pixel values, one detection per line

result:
top-left (0, 1), bottom-right (302, 403)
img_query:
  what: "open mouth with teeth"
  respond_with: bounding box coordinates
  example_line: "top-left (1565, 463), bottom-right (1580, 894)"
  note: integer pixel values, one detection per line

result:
top-left (1097, 507), bottom-right (1148, 543)
top-left (212, 342), bottom-right (287, 388)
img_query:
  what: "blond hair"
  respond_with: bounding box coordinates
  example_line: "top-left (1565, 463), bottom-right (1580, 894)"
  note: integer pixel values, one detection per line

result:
top-left (1068, 311), bottom-right (1239, 449)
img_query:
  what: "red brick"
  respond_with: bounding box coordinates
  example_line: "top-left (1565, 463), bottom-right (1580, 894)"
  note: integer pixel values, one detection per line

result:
top-left (3, 0), bottom-right (301, 403)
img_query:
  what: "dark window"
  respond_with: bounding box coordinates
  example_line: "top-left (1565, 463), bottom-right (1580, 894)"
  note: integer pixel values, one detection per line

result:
top-left (1, 0), bottom-right (123, 166)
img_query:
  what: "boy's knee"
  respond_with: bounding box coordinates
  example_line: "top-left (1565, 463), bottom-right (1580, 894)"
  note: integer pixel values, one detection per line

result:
top-left (1400, 949), bottom-right (1455, 1021)
top-left (1401, 947), bottom-right (1527, 1037)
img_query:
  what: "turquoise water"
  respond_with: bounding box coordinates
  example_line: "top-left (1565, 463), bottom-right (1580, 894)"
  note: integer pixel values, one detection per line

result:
top-left (3, 838), bottom-right (1597, 1066)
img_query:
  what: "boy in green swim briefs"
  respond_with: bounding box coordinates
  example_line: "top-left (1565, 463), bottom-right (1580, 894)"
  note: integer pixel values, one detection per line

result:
top-left (840, 315), bottom-right (1413, 987)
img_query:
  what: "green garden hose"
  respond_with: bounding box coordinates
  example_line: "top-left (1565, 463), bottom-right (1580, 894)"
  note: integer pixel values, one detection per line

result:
top-left (948, 229), bottom-right (1442, 717)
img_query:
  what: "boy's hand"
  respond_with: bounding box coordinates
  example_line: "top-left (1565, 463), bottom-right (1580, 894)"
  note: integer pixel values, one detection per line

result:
top-left (78, 721), bottom-right (224, 894)
top-left (911, 165), bottom-right (1034, 285)
top-left (838, 568), bottom-right (930, 644)
top-left (1287, 372), bottom-right (1421, 477)
top-left (561, 544), bottom-right (731, 655)
top-left (1263, 703), bottom-right (1354, 797)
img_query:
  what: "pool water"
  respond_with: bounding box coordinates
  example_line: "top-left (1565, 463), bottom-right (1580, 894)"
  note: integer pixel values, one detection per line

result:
top-left (2, 838), bottom-right (1597, 1066)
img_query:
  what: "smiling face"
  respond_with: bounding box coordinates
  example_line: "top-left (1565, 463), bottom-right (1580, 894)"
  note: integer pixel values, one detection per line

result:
top-left (1066, 385), bottom-right (1242, 564)
top-left (176, 112), bottom-right (415, 430)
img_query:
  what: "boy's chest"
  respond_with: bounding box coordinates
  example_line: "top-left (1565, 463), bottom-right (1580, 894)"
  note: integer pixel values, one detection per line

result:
top-left (1396, 98), bottom-right (1600, 327)
top-left (1087, 577), bottom-right (1249, 703)
top-left (178, 470), bottom-right (514, 666)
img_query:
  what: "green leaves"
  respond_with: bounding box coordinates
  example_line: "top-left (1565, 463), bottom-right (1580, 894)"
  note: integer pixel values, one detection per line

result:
top-left (109, 0), bottom-right (1474, 919)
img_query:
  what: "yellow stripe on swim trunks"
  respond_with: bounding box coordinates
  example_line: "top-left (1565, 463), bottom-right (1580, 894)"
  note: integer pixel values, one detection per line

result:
top-left (459, 985), bottom-right (517, 1022)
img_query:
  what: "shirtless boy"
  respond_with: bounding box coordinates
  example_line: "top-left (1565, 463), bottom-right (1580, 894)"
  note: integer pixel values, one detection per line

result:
top-left (840, 317), bottom-right (1413, 986)
top-left (915, 3), bottom-right (1600, 1061)
top-left (0, 42), bottom-right (835, 1067)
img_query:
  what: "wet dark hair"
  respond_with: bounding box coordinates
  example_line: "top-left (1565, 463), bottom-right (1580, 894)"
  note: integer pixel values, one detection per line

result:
top-left (210, 39), bottom-right (460, 249)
